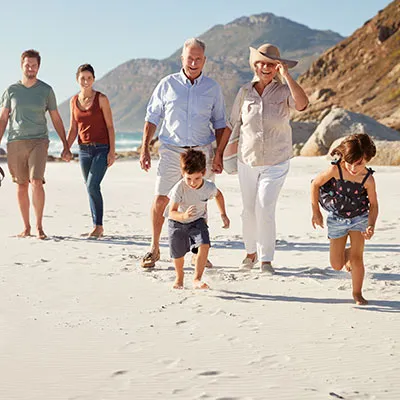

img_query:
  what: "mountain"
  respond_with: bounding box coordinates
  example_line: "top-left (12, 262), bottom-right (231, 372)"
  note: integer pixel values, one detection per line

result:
top-left (294, 0), bottom-right (400, 131)
top-left (58, 13), bottom-right (344, 131)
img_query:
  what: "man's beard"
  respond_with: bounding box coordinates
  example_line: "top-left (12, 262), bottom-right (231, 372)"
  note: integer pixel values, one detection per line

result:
top-left (24, 72), bottom-right (37, 79)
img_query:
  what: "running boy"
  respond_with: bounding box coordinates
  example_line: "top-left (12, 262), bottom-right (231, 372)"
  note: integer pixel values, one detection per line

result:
top-left (311, 134), bottom-right (378, 305)
top-left (168, 149), bottom-right (230, 289)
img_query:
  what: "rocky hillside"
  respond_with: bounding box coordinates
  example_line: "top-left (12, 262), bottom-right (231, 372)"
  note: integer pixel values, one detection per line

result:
top-left (295, 0), bottom-right (400, 131)
top-left (58, 13), bottom-right (343, 131)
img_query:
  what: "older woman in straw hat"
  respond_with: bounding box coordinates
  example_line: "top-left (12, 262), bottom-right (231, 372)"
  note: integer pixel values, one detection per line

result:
top-left (227, 43), bottom-right (309, 273)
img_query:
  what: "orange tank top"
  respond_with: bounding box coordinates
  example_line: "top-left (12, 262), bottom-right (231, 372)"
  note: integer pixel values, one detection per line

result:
top-left (72, 91), bottom-right (109, 145)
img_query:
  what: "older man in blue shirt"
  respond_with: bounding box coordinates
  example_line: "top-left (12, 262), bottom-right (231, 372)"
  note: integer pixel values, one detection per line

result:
top-left (140, 37), bottom-right (228, 268)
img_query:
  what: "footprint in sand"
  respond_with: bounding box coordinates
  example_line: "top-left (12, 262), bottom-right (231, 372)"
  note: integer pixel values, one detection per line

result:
top-left (111, 370), bottom-right (128, 377)
top-left (108, 369), bottom-right (131, 391)
top-left (198, 370), bottom-right (221, 376)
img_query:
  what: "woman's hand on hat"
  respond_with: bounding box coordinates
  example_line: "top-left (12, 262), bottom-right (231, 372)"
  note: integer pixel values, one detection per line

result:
top-left (276, 62), bottom-right (289, 79)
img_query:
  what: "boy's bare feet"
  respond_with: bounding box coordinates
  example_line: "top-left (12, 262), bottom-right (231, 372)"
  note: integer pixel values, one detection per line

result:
top-left (353, 292), bottom-right (368, 305)
top-left (173, 280), bottom-right (184, 290)
top-left (344, 247), bottom-right (352, 271)
top-left (17, 228), bottom-right (31, 238)
top-left (191, 253), bottom-right (213, 268)
top-left (37, 228), bottom-right (47, 240)
top-left (193, 280), bottom-right (209, 289)
top-left (88, 226), bottom-right (104, 238)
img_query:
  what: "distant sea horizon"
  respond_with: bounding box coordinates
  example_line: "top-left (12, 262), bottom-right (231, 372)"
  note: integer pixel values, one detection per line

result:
top-left (0, 131), bottom-right (143, 157)
top-left (49, 131), bottom-right (143, 156)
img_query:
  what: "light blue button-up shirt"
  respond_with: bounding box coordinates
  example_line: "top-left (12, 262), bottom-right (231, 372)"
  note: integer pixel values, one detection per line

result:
top-left (145, 70), bottom-right (226, 147)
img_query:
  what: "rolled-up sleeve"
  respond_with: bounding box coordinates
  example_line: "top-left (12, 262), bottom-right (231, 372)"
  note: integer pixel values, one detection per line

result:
top-left (227, 87), bottom-right (243, 130)
top-left (210, 84), bottom-right (226, 130)
top-left (145, 80), bottom-right (165, 126)
top-left (284, 86), bottom-right (296, 109)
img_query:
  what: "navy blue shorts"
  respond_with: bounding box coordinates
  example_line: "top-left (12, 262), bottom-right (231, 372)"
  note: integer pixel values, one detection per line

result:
top-left (168, 218), bottom-right (210, 259)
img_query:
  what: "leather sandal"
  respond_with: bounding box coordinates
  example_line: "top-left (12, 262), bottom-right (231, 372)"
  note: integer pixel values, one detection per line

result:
top-left (141, 250), bottom-right (160, 268)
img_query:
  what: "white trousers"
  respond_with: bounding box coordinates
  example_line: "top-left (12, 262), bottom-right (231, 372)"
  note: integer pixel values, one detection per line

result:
top-left (238, 160), bottom-right (289, 262)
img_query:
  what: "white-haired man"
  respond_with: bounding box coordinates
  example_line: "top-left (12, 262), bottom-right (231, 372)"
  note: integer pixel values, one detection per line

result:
top-left (140, 38), bottom-right (228, 268)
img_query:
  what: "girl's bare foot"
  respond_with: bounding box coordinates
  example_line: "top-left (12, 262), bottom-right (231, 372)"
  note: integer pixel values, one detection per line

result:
top-left (17, 228), bottom-right (31, 238)
top-left (344, 247), bottom-right (352, 271)
top-left (37, 228), bottom-right (47, 240)
top-left (173, 280), bottom-right (184, 289)
top-left (193, 280), bottom-right (209, 289)
top-left (88, 226), bottom-right (104, 238)
top-left (353, 292), bottom-right (368, 305)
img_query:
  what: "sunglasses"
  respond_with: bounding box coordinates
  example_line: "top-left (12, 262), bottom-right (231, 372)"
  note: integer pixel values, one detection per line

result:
top-left (0, 166), bottom-right (4, 187)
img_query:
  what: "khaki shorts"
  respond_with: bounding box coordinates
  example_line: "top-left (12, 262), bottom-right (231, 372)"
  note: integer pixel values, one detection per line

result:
top-left (7, 138), bottom-right (49, 184)
top-left (156, 143), bottom-right (215, 196)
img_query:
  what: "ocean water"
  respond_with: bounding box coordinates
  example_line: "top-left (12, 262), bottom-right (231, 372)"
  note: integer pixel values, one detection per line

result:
top-left (48, 131), bottom-right (143, 156)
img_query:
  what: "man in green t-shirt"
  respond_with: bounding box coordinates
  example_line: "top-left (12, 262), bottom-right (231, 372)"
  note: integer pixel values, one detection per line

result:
top-left (0, 49), bottom-right (71, 239)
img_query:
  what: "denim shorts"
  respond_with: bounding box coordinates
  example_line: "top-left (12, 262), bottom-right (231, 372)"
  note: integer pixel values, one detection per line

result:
top-left (327, 212), bottom-right (369, 239)
top-left (168, 218), bottom-right (210, 259)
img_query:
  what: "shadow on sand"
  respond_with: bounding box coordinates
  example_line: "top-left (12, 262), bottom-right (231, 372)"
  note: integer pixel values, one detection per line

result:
top-left (213, 289), bottom-right (400, 313)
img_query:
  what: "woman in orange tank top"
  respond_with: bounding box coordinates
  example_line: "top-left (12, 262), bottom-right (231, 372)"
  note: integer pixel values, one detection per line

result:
top-left (67, 64), bottom-right (116, 238)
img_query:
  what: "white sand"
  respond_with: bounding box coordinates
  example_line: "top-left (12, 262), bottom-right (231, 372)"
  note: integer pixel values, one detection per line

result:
top-left (0, 156), bottom-right (399, 400)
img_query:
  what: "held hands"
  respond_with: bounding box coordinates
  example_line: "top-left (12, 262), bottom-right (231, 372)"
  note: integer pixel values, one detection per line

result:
top-left (61, 147), bottom-right (72, 162)
top-left (221, 214), bottom-right (230, 229)
top-left (212, 152), bottom-right (223, 174)
top-left (362, 225), bottom-right (375, 240)
top-left (140, 149), bottom-right (151, 171)
top-left (183, 205), bottom-right (196, 221)
top-left (312, 210), bottom-right (324, 229)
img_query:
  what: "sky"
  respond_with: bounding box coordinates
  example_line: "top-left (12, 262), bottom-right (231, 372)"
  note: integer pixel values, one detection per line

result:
top-left (0, 0), bottom-right (393, 103)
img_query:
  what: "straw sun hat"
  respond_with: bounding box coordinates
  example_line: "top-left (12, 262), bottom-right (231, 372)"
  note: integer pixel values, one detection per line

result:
top-left (249, 44), bottom-right (298, 69)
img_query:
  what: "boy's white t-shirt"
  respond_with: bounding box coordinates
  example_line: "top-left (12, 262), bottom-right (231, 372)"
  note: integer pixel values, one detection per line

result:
top-left (167, 179), bottom-right (218, 224)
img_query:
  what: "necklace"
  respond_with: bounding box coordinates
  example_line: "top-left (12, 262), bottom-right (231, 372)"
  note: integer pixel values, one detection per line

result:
top-left (79, 92), bottom-right (95, 103)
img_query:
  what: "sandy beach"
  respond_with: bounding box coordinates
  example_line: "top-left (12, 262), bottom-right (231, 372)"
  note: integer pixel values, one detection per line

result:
top-left (0, 156), bottom-right (399, 400)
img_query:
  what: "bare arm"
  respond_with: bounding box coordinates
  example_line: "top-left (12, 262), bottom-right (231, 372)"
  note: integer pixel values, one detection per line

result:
top-left (215, 189), bottom-right (230, 228)
top-left (0, 107), bottom-right (10, 144)
top-left (49, 109), bottom-right (71, 161)
top-left (214, 128), bottom-right (228, 149)
top-left (213, 87), bottom-right (244, 174)
top-left (140, 121), bottom-right (157, 171)
top-left (214, 127), bottom-right (231, 155)
top-left (169, 201), bottom-right (196, 223)
top-left (212, 127), bottom-right (230, 174)
top-left (278, 63), bottom-right (309, 111)
top-left (66, 98), bottom-right (78, 149)
top-left (99, 94), bottom-right (116, 166)
top-left (311, 166), bottom-right (336, 228)
top-left (363, 175), bottom-right (378, 239)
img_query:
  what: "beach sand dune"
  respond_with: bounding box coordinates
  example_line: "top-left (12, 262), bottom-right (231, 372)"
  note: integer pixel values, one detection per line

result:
top-left (0, 157), bottom-right (399, 400)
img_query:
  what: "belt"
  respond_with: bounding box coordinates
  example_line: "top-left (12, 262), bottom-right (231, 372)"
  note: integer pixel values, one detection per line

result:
top-left (180, 145), bottom-right (202, 149)
top-left (80, 142), bottom-right (108, 146)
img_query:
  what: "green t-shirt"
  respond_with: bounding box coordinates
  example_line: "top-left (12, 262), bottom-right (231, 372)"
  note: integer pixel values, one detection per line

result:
top-left (1, 79), bottom-right (58, 142)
